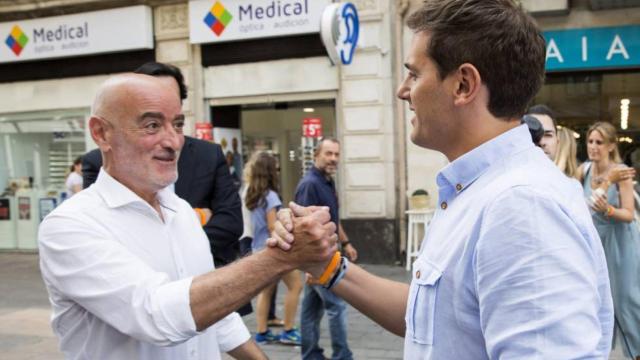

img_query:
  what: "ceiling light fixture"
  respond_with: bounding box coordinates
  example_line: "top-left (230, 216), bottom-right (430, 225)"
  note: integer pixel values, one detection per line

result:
top-left (621, 98), bottom-right (630, 130)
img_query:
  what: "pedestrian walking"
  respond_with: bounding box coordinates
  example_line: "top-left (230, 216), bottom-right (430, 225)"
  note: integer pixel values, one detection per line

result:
top-left (247, 151), bottom-right (303, 345)
top-left (294, 138), bottom-right (358, 360)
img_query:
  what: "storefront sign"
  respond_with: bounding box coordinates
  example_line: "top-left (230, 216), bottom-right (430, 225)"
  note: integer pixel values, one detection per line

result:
top-left (195, 122), bottom-right (214, 141)
top-left (0, 5), bottom-right (153, 63)
top-left (320, 2), bottom-right (359, 65)
top-left (0, 198), bottom-right (9, 220)
top-left (189, 0), bottom-right (331, 44)
top-left (303, 117), bottom-right (322, 138)
top-left (543, 25), bottom-right (639, 72)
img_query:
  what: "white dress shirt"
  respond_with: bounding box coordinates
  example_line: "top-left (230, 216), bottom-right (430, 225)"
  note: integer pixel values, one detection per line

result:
top-left (38, 169), bottom-right (250, 360)
top-left (404, 125), bottom-right (613, 359)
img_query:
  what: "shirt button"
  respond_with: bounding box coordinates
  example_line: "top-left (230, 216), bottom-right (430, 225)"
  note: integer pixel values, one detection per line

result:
top-left (441, 202), bottom-right (447, 210)
top-left (456, 184), bottom-right (463, 191)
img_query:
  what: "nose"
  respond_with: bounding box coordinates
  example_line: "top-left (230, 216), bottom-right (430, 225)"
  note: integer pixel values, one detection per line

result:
top-left (161, 122), bottom-right (184, 151)
top-left (396, 77), bottom-right (410, 102)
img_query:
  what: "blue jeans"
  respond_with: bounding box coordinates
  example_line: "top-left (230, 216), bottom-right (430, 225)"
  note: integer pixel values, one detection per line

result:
top-left (301, 284), bottom-right (352, 360)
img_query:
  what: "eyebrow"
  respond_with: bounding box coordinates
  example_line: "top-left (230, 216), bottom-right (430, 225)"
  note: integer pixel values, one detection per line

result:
top-left (138, 112), bottom-right (164, 123)
top-left (138, 112), bottom-right (185, 123)
top-left (404, 63), bottom-right (415, 72)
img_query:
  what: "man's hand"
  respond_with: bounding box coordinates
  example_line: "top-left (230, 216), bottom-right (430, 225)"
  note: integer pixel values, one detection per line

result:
top-left (266, 202), bottom-right (338, 276)
top-left (266, 203), bottom-right (337, 273)
top-left (343, 243), bottom-right (358, 262)
top-left (267, 202), bottom-right (329, 251)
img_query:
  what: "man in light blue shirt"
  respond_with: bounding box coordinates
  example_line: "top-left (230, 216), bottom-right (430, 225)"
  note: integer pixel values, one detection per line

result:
top-left (271, 0), bottom-right (614, 358)
top-left (400, 124), bottom-right (613, 358)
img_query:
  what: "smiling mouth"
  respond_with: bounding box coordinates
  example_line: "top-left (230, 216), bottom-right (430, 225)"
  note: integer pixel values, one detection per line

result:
top-left (154, 154), bottom-right (177, 162)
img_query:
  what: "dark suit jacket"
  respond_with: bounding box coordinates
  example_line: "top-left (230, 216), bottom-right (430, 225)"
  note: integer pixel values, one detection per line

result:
top-left (82, 136), bottom-right (243, 267)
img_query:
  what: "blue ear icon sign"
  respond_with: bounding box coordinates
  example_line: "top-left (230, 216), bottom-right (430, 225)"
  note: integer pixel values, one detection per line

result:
top-left (321, 2), bottom-right (360, 66)
top-left (339, 3), bottom-right (359, 65)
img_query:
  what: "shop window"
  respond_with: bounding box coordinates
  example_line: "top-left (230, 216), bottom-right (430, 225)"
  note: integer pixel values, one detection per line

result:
top-left (210, 99), bottom-right (336, 205)
top-left (534, 71), bottom-right (640, 164)
top-left (0, 109), bottom-right (88, 250)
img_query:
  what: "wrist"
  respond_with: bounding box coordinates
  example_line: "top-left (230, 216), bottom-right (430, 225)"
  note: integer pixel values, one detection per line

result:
top-left (308, 251), bottom-right (341, 285)
top-left (264, 247), bottom-right (297, 274)
top-left (604, 205), bottom-right (614, 218)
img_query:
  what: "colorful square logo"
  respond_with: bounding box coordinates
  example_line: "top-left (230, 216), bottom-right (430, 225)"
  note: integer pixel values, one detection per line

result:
top-left (203, 1), bottom-right (232, 37)
top-left (5, 25), bottom-right (28, 56)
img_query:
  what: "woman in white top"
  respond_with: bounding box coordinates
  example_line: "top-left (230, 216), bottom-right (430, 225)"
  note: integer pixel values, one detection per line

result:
top-left (65, 156), bottom-right (83, 197)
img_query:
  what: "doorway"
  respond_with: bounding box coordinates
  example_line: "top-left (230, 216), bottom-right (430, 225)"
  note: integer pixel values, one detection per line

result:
top-left (211, 99), bottom-right (336, 205)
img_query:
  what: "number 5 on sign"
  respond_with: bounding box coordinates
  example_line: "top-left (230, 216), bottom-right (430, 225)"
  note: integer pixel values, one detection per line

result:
top-left (303, 118), bottom-right (323, 138)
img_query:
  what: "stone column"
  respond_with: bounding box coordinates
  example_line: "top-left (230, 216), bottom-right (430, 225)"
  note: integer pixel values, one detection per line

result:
top-left (339, 0), bottom-right (399, 263)
top-left (154, 3), bottom-right (204, 136)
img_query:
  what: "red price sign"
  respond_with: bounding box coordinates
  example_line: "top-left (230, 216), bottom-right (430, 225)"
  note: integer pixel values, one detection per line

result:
top-left (195, 122), bottom-right (213, 141)
top-left (303, 118), bottom-right (323, 138)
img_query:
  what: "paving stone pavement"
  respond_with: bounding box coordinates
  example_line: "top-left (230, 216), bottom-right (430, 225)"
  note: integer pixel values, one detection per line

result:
top-left (0, 253), bottom-right (629, 359)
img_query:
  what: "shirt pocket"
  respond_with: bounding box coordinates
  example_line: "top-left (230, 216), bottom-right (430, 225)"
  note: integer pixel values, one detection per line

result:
top-left (405, 257), bottom-right (442, 345)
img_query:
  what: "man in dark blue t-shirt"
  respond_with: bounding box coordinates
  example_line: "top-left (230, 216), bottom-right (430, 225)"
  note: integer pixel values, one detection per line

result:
top-left (294, 137), bottom-right (358, 360)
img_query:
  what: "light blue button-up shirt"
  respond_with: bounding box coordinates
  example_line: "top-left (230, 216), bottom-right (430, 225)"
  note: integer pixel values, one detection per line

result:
top-left (404, 125), bottom-right (613, 359)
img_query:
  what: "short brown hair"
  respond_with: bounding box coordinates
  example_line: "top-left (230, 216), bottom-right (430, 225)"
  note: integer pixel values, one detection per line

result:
top-left (407, 0), bottom-right (546, 118)
top-left (314, 137), bottom-right (340, 157)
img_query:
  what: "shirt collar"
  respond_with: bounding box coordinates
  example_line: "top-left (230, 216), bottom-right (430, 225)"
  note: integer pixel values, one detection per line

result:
top-left (95, 168), bottom-right (179, 211)
top-left (437, 124), bottom-right (533, 193)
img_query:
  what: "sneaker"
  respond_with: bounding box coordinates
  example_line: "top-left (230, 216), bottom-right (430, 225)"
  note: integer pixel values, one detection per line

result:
top-left (279, 327), bottom-right (301, 345)
top-left (255, 329), bottom-right (278, 344)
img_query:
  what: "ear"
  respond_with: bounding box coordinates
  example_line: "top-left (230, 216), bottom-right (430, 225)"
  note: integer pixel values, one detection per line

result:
top-left (452, 63), bottom-right (482, 107)
top-left (88, 116), bottom-right (111, 153)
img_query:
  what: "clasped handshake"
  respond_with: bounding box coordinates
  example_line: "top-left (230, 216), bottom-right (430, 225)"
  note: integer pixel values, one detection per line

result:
top-left (264, 202), bottom-right (339, 280)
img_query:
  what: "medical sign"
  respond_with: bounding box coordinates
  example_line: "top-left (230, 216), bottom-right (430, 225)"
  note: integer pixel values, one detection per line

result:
top-left (190, 0), bottom-right (331, 44)
top-left (303, 117), bottom-right (322, 138)
top-left (5, 25), bottom-right (28, 56)
top-left (0, 6), bottom-right (153, 63)
top-left (203, 2), bottom-right (234, 36)
top-left (320, 2), bottom-right (359, 65)
top-left (543, 25), bottom-right (639, 72)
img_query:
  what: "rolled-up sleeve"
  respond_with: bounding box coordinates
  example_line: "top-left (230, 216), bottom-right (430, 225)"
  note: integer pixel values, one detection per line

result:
top-left (39, 213), bottom-right (199, 346)
top-left (474, 187), bottom-right (608, 359)
top-left (213, 312), bottom-right (251, 352)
